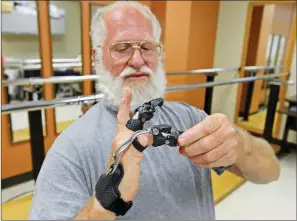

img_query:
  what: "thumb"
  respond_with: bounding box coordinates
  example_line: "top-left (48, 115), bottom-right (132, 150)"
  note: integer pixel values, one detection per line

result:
top-left (117, 88), bottom-right (132, 131)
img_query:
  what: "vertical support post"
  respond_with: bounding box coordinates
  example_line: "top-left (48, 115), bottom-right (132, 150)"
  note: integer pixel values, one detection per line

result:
top-left (81, 2), bottom-right (93, 114)
top-left (24, 85), bottom-right (45, 181)
top-left (243, 71), bottom-right (256, 121)
top-left (204, 72), bottom-right (217, 115)
top-left (263, 83), bottom-right (280, 141)
top-left (37, 1), bottom-right (56, 152)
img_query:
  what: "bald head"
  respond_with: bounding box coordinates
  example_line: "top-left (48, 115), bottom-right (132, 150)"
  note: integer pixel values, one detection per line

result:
top-left (102, 6), bottom-right (156, 76)
top-left (90, 1), bottom-right (162, 51)
top-left (104, 6), bottom-right (154, 41)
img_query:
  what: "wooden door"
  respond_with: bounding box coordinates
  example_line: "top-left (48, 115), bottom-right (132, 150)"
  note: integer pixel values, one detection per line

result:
top-left (234, 1), bottom-right (296, 138)
top-left (1, 1), bottom-right (55, 182)
top-left (247, 3), bottom-right (295, 114)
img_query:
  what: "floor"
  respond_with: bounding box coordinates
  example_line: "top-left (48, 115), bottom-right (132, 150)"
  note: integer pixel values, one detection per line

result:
top-left (237, 109), bottom-right (279, 135)
top-left (2, 151), bottom-right (296, 220)
top-left (215, 151), bottom-right (296, 220)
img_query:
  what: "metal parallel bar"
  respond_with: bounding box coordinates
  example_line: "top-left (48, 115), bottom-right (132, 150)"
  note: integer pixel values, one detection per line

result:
top-left (2, 75), bottom-right (100, 87)
top-left (166, 65), bottom-right (284, 76)
top-left (2, 65), bottom-right (285, 87)
top-left (244, 65), bottom-right (284, 71)
top-left (4, 62), bottom-right (88, 70)
top-left (1, 94), bottom-right (104, 115)
top-left (167, 67), bottom-right (239, 75)
top-left (165, 72), bottom-right (289, 92)
top-left (4, 57), bottom-right (82, 65)
top-left (2, 73), bottom-right (290, 114)
top-left (4, 61), bottom-right (284, 72)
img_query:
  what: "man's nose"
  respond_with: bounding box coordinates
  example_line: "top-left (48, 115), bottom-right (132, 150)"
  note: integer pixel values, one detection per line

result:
top-left (128, 48), bottom-right (145, 69)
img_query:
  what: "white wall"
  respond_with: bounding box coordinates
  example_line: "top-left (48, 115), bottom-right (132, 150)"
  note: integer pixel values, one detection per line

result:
top-left (2, 1), bottom-right (81, 59)
top-left (279, 42), bottom-right (296, 143)
top-left (211, 1), bottom-right (249, 121)
top-left (212, 1), bottom-right (296, 143)
top-left (287, 43), bottom-right (296, 97)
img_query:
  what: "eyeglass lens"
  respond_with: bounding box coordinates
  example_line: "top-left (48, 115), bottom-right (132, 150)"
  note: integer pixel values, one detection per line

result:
top-left (110, 42), bottom-right (160, 60)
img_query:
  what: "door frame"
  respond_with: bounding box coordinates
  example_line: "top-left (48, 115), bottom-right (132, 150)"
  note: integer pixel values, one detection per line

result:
top-left (234, 0), bottom-right (296, 139)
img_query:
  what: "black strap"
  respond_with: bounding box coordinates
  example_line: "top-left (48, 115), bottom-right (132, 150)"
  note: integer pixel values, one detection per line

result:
top-left (132, 138), bottom-right (147, 152)
top-left (95, 164), bottom-right (133, 216)
top-left (109, 197), bottom-right (133, 216)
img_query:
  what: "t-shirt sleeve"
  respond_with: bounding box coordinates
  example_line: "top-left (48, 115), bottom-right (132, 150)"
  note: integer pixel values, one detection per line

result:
top-left (28, 137), bottom-right (91, 220)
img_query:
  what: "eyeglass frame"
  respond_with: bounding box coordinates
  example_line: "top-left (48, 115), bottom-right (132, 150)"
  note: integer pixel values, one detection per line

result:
top-left (96, 40), bottom-right (162, 62)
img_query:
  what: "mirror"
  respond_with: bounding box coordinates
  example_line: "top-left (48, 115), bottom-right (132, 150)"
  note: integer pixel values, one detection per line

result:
top-left (2, 0), bottom-right (47, 143)
top-left (49, 1), bottom-right (84, 134)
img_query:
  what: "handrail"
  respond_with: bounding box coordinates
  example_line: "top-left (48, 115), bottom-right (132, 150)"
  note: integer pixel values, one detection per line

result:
top-left (3, 62), bottom-right (95, 70)
top-left (166, 65), bottom-right (284, 75)
top-left (166, 72), bottom-right (289, 92)
top-left (1, 72), bottom-right (291, 114)
top-left (2, 65), bottom-right (284, 87)
top-left (3, 57), bottom-right (82, 65)
top-left (1, 94), bottom-right (104, 115)
top-left (2, 75), bottom-right (99, 87)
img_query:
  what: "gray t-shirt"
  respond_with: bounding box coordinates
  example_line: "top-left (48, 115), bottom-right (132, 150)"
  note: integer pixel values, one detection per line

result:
top-left (28, 101), bottom-right (215, 220)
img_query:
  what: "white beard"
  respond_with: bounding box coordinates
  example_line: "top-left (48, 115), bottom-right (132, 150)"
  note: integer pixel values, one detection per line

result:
top-left (94, 60), bottom-right (167, 112)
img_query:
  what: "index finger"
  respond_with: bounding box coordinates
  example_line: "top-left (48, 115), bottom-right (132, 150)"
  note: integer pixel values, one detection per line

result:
top-left (178, 115), bottom-right (221, 146)
top-left (117, 88), bottom-right (132, 131)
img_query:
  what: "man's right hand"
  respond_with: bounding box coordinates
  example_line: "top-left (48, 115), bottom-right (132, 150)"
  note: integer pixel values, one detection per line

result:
top-left (74, 88), bottom-right (152, 220)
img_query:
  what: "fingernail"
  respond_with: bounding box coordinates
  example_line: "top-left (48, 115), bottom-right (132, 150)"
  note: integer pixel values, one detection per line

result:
top-left (120, 97), bottom-right (126, 104)
top-left (179, 148), bottom-right (185, 155)
top-left (178, 136), bottom-right (185, 145)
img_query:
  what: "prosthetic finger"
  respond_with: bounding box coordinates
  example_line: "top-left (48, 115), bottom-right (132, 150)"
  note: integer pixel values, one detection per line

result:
top-left (126, 98), bottom-right (164, 131)
top-left (151, 124), bottom-right (183, 147)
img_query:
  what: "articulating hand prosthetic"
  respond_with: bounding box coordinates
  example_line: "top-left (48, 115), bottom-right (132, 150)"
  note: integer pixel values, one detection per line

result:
top-left (95, 98), bottom-right (229, 216)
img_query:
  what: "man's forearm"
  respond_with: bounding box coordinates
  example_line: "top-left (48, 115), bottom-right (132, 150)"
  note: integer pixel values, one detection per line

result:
top-left (74, 196), bottom-right (116, 220)
top-left (230, 127), bottom-right (280, 184)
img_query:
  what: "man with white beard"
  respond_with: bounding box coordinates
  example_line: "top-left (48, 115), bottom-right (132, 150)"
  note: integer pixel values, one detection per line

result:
top-left (29, 1), bottom-right (280, 220)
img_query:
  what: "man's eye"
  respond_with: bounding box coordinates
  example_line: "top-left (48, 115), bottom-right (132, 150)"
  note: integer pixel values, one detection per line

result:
top-left (114, 44), bottom-right (130, 52)
top-left (116, 47), bottom-right (128, 52)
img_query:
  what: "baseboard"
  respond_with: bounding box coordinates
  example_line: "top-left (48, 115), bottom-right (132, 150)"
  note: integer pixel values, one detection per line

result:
top-left (2, 172), bottom-right (33, 189)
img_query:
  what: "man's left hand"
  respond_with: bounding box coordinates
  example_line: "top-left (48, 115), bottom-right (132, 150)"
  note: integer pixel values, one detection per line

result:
top-left (178, 113), bottom-right (242, 168)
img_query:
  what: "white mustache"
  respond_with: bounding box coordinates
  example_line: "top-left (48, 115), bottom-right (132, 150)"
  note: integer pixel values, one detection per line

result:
top-left (119, 66), bottom-right (154, 78)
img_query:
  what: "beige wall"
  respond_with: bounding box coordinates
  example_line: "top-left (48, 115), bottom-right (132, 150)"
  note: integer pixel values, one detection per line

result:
top-left (279, 42), bottom-right (296, 143)
top-left (212, 1), bottom-right (296, 143)
top-left (211, 1), bottom-right (249, 121)
top-left (287, 43), bottom-right (296, 97)
top-left (2, 1), bottom-right (81, 59)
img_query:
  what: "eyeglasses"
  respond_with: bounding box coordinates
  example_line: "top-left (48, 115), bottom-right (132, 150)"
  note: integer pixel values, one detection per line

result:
top-left (98, 41), bottom-right (161, 62)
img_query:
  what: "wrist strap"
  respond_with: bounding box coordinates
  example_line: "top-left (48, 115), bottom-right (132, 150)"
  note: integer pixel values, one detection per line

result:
top-left (108, 197), bottom-right (133, 216)
top-left (95, 164), bottom-right (133, 216)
